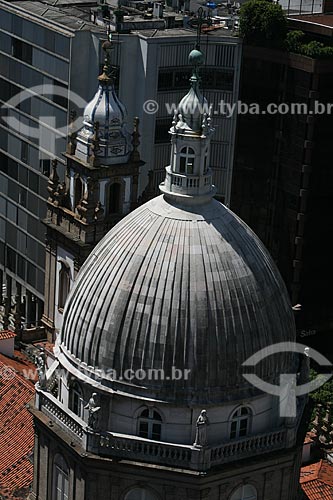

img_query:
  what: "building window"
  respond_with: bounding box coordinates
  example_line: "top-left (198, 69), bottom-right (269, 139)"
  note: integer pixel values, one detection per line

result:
top-left (230, 485), bottom-right (257, 500)
top-left (58, 262), bottom-right (71, 311)
top-left (69, 381), bottom-right (83, 418)
top-left (74, 176), bottom-right (84, 209)
top-left (11, 38), bottom-right (33, 65)
top-left (108, 182), bottom-right (121, 214)
top-left (124, 488), bottom-right (159, 500)
top-left (138, 408), bottom-right (162, 441)
top-left (230, 407), bottom-right (251, 440)
top-left (52, 454), bottom-right (69, 500)
top-left (179, 147), bottom-right (195, 174)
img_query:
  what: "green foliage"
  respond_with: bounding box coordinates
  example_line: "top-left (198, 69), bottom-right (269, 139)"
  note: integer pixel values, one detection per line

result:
top-left (285, 30), bottom-right (333, 58)
top-left (309, 369), bottom-right (333, 404)
top-left (285, 30), bottom-right (305, 52)
top-left (239, 0), bottom-right (288, 48)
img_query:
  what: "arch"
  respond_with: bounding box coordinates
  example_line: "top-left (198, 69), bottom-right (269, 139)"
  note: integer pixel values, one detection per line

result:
top-left (179, 146), bottom-right (195, 174)
top-left (137, 406), bottom-right (163, 441)
top-left (105, 180), bottom-right (124, 215)
top-left (58, 261), bottom-right (71, 311)
top-left (74, 175), bottom-right (84, 209)
top-left (124, 487), bottom-right (160, 500)
top-left (229, 406), bottom-right (252, 440)
top-left (52, 453), bottom-right (69, 500)
top-left (69, 380), bottom-right (84, 418)
top-left (230, 484), bottom-right (257, 500)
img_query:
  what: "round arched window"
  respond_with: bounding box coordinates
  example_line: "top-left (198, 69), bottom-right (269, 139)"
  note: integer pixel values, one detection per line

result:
top-left (230, 406), bottom-right (251, 440)
top-left (125, 487), bottom-right (159, 500)
top-left (230, 484), bottom-right (257, 500)
top-left (179, 147), bottom-right (195, 174)
top-left (137, 407), bottom-right (162, 440)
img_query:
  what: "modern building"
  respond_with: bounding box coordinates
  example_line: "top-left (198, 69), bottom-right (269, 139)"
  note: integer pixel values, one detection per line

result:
top-left (231, 14), bottom-right (333, 340)
top-left (29, 46), bottom-right (308, 500)
top-left (0, 0), bottom-right (242, 334)
top-left (0, 0), bottom-right (104, 331)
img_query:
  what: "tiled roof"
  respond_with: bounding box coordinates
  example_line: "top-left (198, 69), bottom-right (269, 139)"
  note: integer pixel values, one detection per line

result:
top-left (300, 460), bottom-right (333, 500)
top-left (0, 330), bottom-right (16, 340)
top-left (0, 351), bottom-right (37, 383)
top-left (0, 358), bottom-right (35, 499)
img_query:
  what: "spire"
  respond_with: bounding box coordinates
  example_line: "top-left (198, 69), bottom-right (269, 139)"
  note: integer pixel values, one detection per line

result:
top-left (75, 31), bottom-right (132, 166)
top-left (159, 46), bottom-right (216, 206)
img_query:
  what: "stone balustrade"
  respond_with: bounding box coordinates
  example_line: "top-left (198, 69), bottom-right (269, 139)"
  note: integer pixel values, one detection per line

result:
top-left (37, 389), bottom-right (288, 471)
top-left (38, 390), bottom-right (84, 440)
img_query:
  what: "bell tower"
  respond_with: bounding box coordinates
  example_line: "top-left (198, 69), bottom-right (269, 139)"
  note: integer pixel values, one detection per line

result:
top-left (42, 35), bottom-right (144, 340)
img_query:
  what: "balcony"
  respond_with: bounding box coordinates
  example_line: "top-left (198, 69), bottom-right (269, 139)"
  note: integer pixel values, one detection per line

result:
top-left (36, 388), bottom-right (288, 472)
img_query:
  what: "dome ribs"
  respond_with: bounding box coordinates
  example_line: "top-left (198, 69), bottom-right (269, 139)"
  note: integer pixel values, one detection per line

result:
top-left (95, 210), bottom-right (161, 371)
top-left (59, 197), bottom-right (296, 403)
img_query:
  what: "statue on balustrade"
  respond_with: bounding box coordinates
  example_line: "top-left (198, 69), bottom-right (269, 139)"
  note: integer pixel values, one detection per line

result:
top-left (193, 409), bottom-right (209, 447)
top-left (84, 392), bottom-right (101, 431)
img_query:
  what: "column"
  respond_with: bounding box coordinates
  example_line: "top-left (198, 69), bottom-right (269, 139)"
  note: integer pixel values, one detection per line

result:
top-left (26, 290), bottom-right (33, 327)
top-left (0, 269), bottom-right (3, 306)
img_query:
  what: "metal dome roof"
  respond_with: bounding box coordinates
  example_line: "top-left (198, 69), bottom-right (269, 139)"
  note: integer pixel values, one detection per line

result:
top-left (60, 195), bottom-right (295, 404)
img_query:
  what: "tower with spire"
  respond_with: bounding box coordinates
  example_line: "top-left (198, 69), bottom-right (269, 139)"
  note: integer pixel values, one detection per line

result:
top-left (160, 47), bottom-right (216, 206)
top-left (42, 34), bottom-right (144, 340)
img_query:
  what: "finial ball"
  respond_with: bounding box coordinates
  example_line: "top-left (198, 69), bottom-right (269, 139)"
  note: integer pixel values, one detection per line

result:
top-left (189, 49), bottom-right (204, 66)
top-left (102, 40), bottom-right (112, 52)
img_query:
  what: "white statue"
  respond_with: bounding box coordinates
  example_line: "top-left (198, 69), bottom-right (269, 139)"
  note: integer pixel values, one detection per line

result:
top-left (193, 409), bottom-right (209, 447)
top-left (84, 393), bottom-right (101, 430)
top-left (35, 348), bottom-right (47, 389)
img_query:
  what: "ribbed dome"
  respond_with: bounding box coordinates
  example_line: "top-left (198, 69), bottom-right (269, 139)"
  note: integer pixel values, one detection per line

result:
top-left (60, 195), bottom-right (295, 404)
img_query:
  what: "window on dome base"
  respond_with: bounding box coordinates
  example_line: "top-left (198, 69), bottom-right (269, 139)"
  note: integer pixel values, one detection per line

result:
top-left (138, 408), bottom-right (162, 441)
top-left (52, 454), bottom-right (69, 500)
top-left (124, 487), bottom-right (159, 500)
top-left (69, 381), bottom-right (83, 418)
top-left (230, 484), bottom-right (257, 500)
top-left (230, 407), bottom-right (251, 440)
top-left (58, 262), bottom-right (71, 311)
top-left (179, 147), bottom-right (195, 174)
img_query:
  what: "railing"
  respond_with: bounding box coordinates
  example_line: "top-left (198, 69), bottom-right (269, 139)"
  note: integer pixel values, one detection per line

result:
top-left (88, 432), bottom-right (194, 467)
top-left (38, 390), bottom-right (84, 440)
top-left (37, 390), bottom-right (289, 471)
top-left (210, 429), bottom-right (286, 466)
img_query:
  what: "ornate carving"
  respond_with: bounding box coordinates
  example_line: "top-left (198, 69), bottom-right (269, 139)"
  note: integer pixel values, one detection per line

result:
top-left (35, 348), bottom-right (47, 389)
top-left (131, 116), bottom-right (141, 162)
top-left (89, 122), bottom-right (101, 167)
top-left (66, 109), bottom-right (77, 155)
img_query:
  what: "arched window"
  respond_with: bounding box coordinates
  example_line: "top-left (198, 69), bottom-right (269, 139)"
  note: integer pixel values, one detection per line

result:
top-left (74, 176), bottom-right (84, 209)
top-left (230, 485), bottom-right (257, 500)
top-left (138, 408), bottom-right (162, 441)
top-left (69, 381), bottom-right (83, 418)
top-left (179, 147), bottom-right (195, 174)
top-left (58, 262), bottom-right (71, 311)
top-left (52, 454), bottom-right (69, 500)
top-left (108, 182), bottom-right (122, 214)
top-left (124, 488), bottom-right (159, 500)
top-left (230, 407), bottom-right (251, 440)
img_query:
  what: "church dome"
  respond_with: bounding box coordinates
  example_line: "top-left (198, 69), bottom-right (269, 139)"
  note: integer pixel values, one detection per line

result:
top-left (60, 195), bottom-right (295, 404)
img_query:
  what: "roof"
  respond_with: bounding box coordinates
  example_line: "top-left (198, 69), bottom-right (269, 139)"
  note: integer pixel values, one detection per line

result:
top-left (0, 358), bottom-right (35, 500)
top-left (0, 350), bottom-right (37, 383)
top-left (61, 195), bottom-right (295, 404)
top-left (289, 14), bottom-right (333, 29)
top-left (0, 330), bottom-right (16, 340)
top-left (3, 0), bottom-right (104, 32)
top-left (300, 460), bottom-right (333, 500)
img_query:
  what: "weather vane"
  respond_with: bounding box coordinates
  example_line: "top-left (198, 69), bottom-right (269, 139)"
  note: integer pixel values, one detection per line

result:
top-left (188, 7), bottom-right (212, 50)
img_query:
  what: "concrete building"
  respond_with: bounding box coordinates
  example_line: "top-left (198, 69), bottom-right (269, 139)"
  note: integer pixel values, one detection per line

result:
top-left (0, 0), bottom-right (242, 334)
top-left (29, 46), bottom-right (307, 500)
top-left (231, 14), bottom-right (333, 342)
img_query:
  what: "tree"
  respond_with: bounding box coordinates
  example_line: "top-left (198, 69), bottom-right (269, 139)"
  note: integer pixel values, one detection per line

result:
top-left (239, 0), bottom-right (288, 48)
